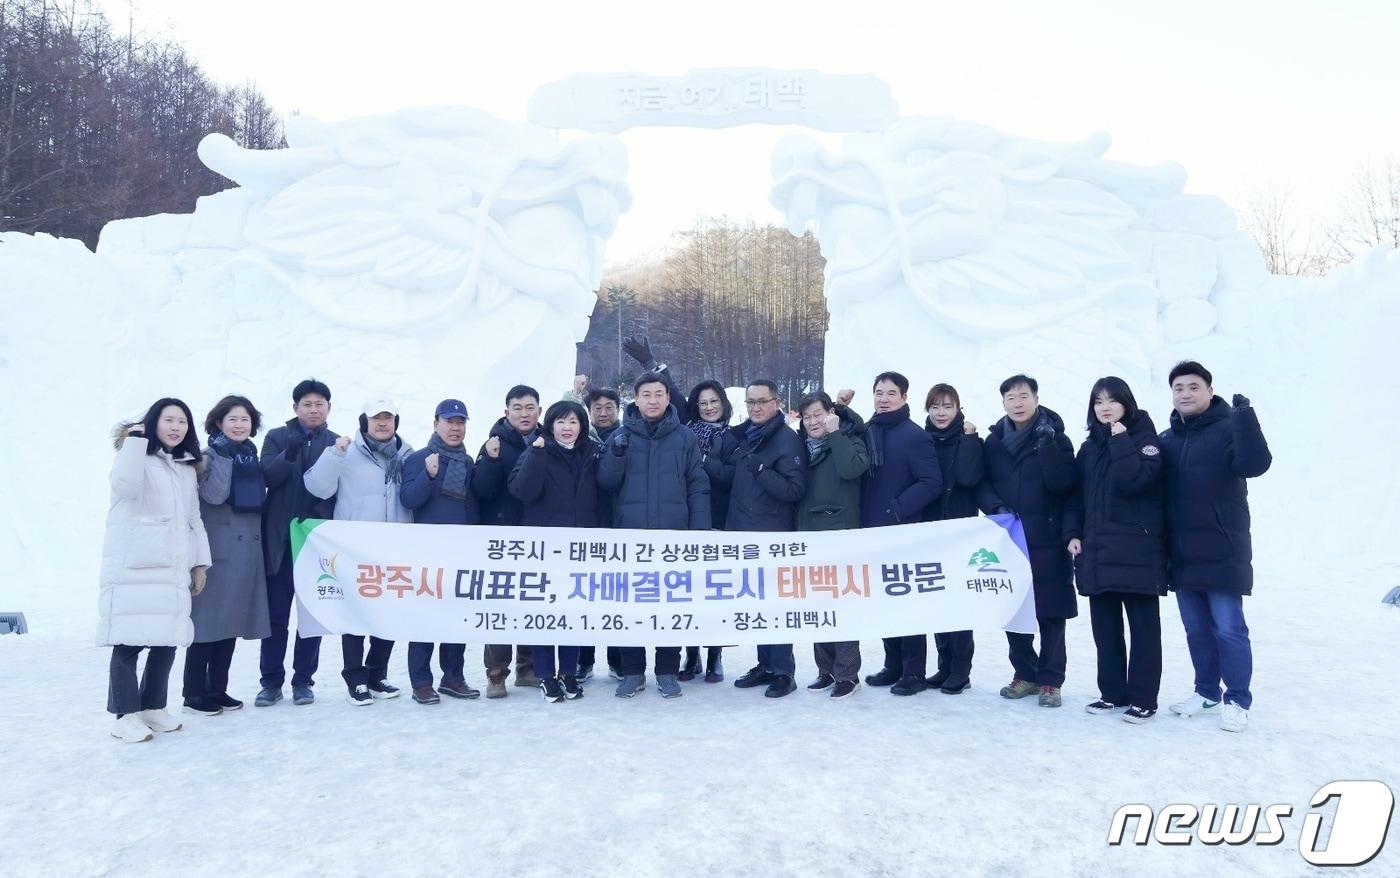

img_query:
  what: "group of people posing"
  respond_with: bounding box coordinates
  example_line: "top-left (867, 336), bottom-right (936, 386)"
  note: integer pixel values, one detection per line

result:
top-left (98, 337), bottom-right (1271, 744)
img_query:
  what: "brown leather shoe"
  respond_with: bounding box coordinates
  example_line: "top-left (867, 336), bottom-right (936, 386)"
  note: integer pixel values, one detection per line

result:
top-left (438, 681), bottom-right (480, 700)
top-left (412, 686), bottom-right (440, 705)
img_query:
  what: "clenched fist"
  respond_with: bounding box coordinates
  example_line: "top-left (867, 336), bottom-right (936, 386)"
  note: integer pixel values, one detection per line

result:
top-left (1110, 420), bottom-right (1126, 435)
top-left (836, 389), bottom-right (855, 406)
top-left (533, 436), bottom-right (546, 448)
top-left (335, 435), bottom-right (352, 452)
top-left (822, 413), bottom-right (841, 434)
top-left (484, 436), bottom-right (501, 459)
top-left (425, 453), bottom-right (440, 478)
top-left (964, 420), bottom-right (977, 435)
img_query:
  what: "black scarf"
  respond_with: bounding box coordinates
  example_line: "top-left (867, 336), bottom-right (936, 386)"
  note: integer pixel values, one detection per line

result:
top-left (210, 431), bottom-right (265, 513)
top-left (427, 433), bottom-right (471, 499)
top-left (864, 404), bottom-right (911, 471)
top-left (999, 410), bottom-right (1044, 461)
top-left (924, 412), bottom-right (965, 446)
top-left (362, 432), bottom-right (406, 484)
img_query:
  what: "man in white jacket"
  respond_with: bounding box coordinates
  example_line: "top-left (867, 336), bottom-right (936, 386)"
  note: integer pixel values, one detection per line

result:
top-left (305, 398), bottom-right (414, 705)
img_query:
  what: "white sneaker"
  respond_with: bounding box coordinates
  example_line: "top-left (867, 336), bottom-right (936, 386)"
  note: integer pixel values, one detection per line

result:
top-left (1168, 693), bottom-right (1220, 717)
top-left (1220, 702), bottom-right (1249, 732)
top-left (111, 713), bottom-right (154, 743)
top-left (139, 708), bottom-right (183, 733)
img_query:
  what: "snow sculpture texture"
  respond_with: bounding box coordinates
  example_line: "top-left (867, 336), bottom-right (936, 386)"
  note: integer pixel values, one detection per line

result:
top-left (770, 116), bottom-right (1269, 401)
top-left (101, 107), bottom-right (631, 420)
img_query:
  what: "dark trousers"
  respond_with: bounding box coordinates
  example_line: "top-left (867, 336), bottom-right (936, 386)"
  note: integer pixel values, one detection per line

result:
top-left (881, 634), bottom-right (927, 678)
top-left (813, 641), bottom-right (861, 681)
top-left (407, 642), bottom-right (466, 689)
top-left (108, 645), bottom-right (175, 716)
top-left (684, 646), bottom-right (723, 671)
top-left (1006, 617), bottom-right (1067, 687)
top-left (182, 637), bottom-right (237, 701)
top-left (341, 635), bottom-right (394, 688)
top-left (532, 646), bottom-right (582, 679)
top-left (932, 630), bottom-right (975, 685)
top-left (1089, 593), bottom-right (1162, 710)
top-left (619, 646), bottom-right (681, 676)
top-left (260, 560), bottom-right (322, 689)
top-left (578, 645), bottom-right (623, 672)
top-left (756, 643), bottom-right (796, 676)
top-left (483, 644), bottom-right (534, 682)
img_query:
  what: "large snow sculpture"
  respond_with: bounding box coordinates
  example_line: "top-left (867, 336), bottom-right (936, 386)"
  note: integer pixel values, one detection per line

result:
top-left (770, 116), bottom-right (1268, 407)
top-left (98, 107), bottom-right (632, 419)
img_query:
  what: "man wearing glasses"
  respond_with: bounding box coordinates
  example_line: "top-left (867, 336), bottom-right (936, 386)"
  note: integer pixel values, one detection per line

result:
top-left (722, 380), bottom-right (807, 698)
top-left (472, 384), bottom-right (544, 697)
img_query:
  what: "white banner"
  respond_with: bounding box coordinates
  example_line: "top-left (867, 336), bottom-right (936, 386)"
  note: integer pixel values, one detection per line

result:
top-left (291, 515), bottom-right (1038, 646)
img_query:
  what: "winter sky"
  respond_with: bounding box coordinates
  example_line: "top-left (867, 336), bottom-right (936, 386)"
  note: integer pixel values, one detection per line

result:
top-left (101, 0), bottom-right (1400, 263)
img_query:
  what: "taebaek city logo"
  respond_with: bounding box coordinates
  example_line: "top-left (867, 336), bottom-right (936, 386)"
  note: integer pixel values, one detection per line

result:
top-left (966, 548), bottom-right (1006, 573)
top-left (1107, 780), bottom-right (1394, 867)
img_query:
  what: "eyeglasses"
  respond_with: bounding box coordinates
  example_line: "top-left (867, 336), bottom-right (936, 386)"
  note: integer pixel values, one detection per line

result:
top-left (745, 398), bottom-right (776, 408)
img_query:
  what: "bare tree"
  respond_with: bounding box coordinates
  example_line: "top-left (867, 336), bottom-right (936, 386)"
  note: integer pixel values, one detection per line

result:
top-left (1240, 186), bottom-right (1332, 276)
top-left (1328, 157), bottom-right (1400, 261)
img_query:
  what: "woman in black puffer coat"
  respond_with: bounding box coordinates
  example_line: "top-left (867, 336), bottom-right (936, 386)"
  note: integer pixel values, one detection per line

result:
top-left (508, 400), bottom-right (602, 702)
top-left (1064, 377), bottom-right (1167, 723)
top-left (921, 384), bottom-right (985, 695)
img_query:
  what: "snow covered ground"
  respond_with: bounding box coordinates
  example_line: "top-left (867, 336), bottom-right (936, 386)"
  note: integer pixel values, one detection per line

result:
top-left (2, 538), bottom-right (1397, 876)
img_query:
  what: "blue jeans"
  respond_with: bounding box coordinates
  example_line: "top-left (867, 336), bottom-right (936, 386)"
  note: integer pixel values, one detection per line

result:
top-left (1175, 590), bottom-right (1253, 710)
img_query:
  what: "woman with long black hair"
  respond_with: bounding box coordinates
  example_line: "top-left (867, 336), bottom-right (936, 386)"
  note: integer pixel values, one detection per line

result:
top-left (1065, 376), bottom-right (1167, 723)
top-left (99, 398), bottom-right (211, 743)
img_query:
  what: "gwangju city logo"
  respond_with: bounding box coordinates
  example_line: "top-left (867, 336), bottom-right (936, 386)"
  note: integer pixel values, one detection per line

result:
top-left (1107, 780), bottom-right (1394, 867)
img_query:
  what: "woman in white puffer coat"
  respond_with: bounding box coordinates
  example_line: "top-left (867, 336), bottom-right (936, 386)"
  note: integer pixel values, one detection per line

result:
top-left (99, 398), bottom-right (212, 743)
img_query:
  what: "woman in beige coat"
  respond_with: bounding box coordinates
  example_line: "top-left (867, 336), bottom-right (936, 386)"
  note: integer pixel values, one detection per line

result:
top-left (99, 398), bottom-right (212, 743)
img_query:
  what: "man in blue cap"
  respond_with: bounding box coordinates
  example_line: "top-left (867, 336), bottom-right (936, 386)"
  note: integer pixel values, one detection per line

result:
top-left (400, 398), bottom-right (483, 704)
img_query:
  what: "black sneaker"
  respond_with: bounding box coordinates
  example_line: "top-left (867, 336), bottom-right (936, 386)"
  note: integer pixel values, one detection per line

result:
top-left (830, 679), bottom-right (859, 699)
top-left (368, 679), bottom-right (400, 699)
top-left (864, 667), bottom-right (900, 687)
top-left (541, 677), bottom-right (565, 703)
top-left (807, 673), bottom-right (836, 692)
top-left (891, 675), bottom-right (929, 696)
top-left (346, 684), bottom-right (374, 706)
top-left (182, 698), bottom-right (223, 716)
top-left (764, 675), bottom-right (797, 698)
top-left (210, 693), bottom-right (244, 711)
top-left (576, 663), bottom-right (594, 681)
top-left (1086, 700), bottom-right (1125, 714)
top-left (561, 675), bottom-right (584, 699)
top-left (1123, 706), bottom-right (1157, 724)
top-left (734, 665), bottom-right (775, 689)
top-left (938, 676), bottom-right (971, 694)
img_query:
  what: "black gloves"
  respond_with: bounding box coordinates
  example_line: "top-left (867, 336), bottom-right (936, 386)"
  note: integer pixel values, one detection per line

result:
top-left (1232, 393), bottom-right (1251, 409)
top-left (1034, 422), bottom-right (1056, 445)
top-left (622, 335), bottom-right (657, 371)
top-left (610, 431), bottom-right (629, 456)
top-left (283, 442), bottom-right (299, 462)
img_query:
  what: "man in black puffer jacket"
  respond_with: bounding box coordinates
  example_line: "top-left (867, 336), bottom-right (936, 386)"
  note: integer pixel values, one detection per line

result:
top-left (860, 371), bottom-right (943, 697)
top-left (597, 372), bottom-right (711, 699)
top-left (723, 379), bottom-right (806, 699)
top-left (1158, 361), bottom-right (1271, 733)
top-left (256, 378), bottom-right (339, 707)
top-left (1063, 378), bottom-right (1166, 722)
top-left (471, 384), bottom-right (544, 696)
top-left (921, 383), bottom-right (986, 695)
top-left (978, 374), bottom-right (1078, 709)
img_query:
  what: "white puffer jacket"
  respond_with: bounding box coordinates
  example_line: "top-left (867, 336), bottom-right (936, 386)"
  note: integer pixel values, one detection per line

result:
top-left (96, 435), bottom-right (212, 647)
